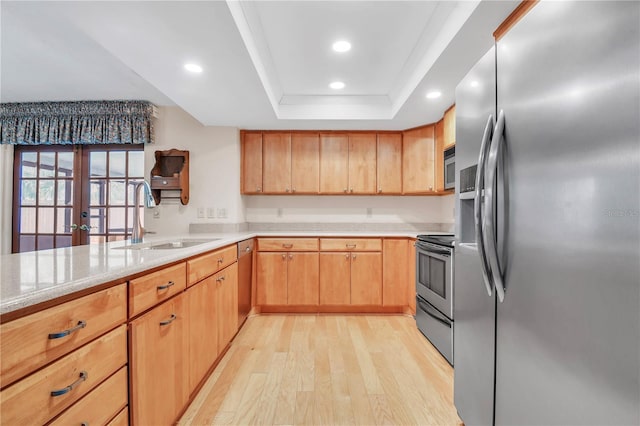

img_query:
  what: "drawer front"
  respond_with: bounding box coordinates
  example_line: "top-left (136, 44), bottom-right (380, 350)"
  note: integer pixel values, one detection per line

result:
top-left (129, 262), bottom-right (186, 317)
top-left (187, 245), bottom-right (237, 286)
top-left (107, 406), bottom-right (129, 426)
top-left (0, 284), bottom-right (126, 387)
top-left (49, 366), bottom-right (128, 426)
top-left (0, 324), bottom-right (127, 426)
top-left (257, 238), bottom-right (319, 251)
top-left (320, 238), bottom-right (382, 251)
top-left (151, 176), bottom-right (180, 189)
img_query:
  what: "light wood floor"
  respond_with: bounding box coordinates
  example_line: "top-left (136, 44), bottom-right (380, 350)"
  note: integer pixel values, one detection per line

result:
top-left (179, 315), bottom-right (462, 425)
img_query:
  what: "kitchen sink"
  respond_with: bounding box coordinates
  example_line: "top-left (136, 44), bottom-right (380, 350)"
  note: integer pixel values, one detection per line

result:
top-left (113, 238), bottom-right (220, 250)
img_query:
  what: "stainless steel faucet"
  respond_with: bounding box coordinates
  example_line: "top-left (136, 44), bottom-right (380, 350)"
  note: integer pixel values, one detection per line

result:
top-left (132, 181), bottom-right (155, 243)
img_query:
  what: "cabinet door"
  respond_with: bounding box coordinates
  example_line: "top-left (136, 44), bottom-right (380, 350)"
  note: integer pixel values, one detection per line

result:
top-left (242, 132), bottom-right (263, 194)
top-left (435, 119), bottom-right (446, 192)
top-left (382, 239), bottom-right (409, 306)
top-left (350, 252), bottom-right (382, 305)
top-left (130, 294), bottom-right (188, 426)
top-left (263, 133), bottom-right (292, 193)
top-left (186, 277), bottom-right (218, 395)
top-left (402, 125), bottom-right (435, 193)
top-left (287, 252), bottom-right (319, 305)
top-left (319, 253), bottom-right (351, 305)
top-left (376, 133), bottom-right (402, 194)
top-left (256, 252), bottom-right (288, 305)
top-left (216, 263), bottom-right (238, 351)
top-left (408, 239), bottom-right (417, 314)
top-left (443, 104), bottom-right (456, 149)
top-left (348, 133), bottom-right (377, 194)
top-left (319, 134), bottom-right (349, 194)
top-left (291, 133), bottom-right (320, 193)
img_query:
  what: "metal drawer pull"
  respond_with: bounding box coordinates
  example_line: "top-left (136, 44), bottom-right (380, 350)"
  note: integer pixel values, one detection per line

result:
top-left (159, 314), bottom-right (177, 326)
top-left (217, 257), bottom-right (224, 263)
top-left (282, 254), bottom-right (286, 259)
top-left (157, 281), bottom-right (175, 291)
top-left (245, 246), bottom-right (251, 252)
top-left (81, 423), bottom-right (89, 426)
top-left (51, 371), bottom-right (88, 397)
top-left (352, 254), bottom-right (357, 260)
top-left (216, 276), bottom-right (226, 282)
top-left (345, 254), bottom-right (350, 259)
top-left (48, 320), bottom-right (87, 339)
top-left (282, 243), bottom-right (293, 249)
top-left (346, 244), bottom-right (357, 248)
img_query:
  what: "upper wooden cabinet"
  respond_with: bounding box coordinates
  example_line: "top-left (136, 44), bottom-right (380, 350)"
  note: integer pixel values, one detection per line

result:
top-left (435, 119), bottom-right (446, 192)
top-left (263, 133), bottom-right (292, 193)
top-left (348, 133), bottom-right (377, 194)
top-left (241, 132), bottom-right (263, 194)
top-left (402, 125), bottom-right (435, 193)
top-left (443, 104), bottom-right (456, 149)
top-left (291, 133), bottom-right (320, 193)
top-left (319, 133), bottom-right (349, 193)
top-left (377, 133), bottom-right (402, 194)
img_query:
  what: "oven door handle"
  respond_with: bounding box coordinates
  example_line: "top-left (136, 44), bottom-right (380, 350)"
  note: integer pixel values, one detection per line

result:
top-left (415, 242), bottom-right (451, 257)
top-left (417, 298), bottom-right (452, 328)
top-left (475, 114), bottom-right (495, 298)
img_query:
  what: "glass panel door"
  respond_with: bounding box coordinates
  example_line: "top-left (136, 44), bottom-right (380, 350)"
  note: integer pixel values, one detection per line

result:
top-left (13, 146), bottom-right (80, 252)
top-left (13, 145), bottom-right (144, 253)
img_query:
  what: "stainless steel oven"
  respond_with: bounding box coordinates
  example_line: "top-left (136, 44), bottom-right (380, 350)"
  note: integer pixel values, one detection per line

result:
top-left (415, 235), bottom-right (454, 365)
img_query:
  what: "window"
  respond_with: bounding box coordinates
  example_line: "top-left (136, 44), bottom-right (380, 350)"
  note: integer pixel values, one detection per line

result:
top-left (13, 144), bottom-right (144, 253)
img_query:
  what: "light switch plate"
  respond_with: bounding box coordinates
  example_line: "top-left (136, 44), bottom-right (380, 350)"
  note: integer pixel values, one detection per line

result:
top-left (197, 207), bottom-right (205, 219)
top-left (207, 208), bottom-right (216, 218)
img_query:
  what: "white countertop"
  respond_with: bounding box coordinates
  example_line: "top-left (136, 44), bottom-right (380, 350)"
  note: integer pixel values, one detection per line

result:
top-left (0, 230), bottom-right (447, 316)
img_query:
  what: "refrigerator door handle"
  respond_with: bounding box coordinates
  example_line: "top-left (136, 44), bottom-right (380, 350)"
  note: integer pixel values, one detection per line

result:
top-left (475, 114), bottom-right (495, 297)
top-left (484, 110), bottom-right (506, 302)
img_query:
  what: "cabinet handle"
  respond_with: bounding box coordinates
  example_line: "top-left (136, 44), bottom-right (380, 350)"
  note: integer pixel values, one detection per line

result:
top-left (81, 423), bottom-right (88, 426)
top-left (216, 276), bottom-right (226, 282)
top-left (157, 281), bottom-right (175, 291)
top-left (217, 257), bottom-right (224, 263)
top-left (159, 314), bottom-right (177, 326)
top-left (346, 244), bottom-right (357, 249)
top-left (378, 188), bottom-right (382, 193)
top-left (282, 254), bottom-right (287, 260)
top-left (282, 243), bottom-right (293, 249)
top-left (289, 254), bottom-right (293, 260)
top-left (50, 371), bottom-right (88, 397)
top-left (292, 188), bottom-right (296, 193)
top-left (286, 188), bottom-right (290, 192)
top-left (343, 188), bottom-right (348, 193)
top-left (352, 254), bottom-right (357, 260)
top-left (256, 187), bottom-right (262, 192)
top-left (429, 186), bottom-right (433, 191)
top-left (345, 254), bottom-right (350, 259)
top-left (350, 188), bottom-right (354, 193)
top-left (48, 320), bottom-right (87, 339)
top-left (245, 246), bottom-right (251, 252)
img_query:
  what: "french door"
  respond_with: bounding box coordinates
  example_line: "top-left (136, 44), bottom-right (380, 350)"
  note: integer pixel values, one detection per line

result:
top-left (12, 144), bottom-right (144, 253)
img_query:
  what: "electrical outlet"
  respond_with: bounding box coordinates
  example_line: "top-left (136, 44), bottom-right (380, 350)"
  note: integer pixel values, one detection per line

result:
top-left (217, 208), bottom-right (227, 219)
top-left (207, 207), bottom-right (216, 218)
top-left (197, 207), bottom-right (205, 219)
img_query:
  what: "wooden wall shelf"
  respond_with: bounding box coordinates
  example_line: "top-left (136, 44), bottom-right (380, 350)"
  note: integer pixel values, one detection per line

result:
top-left (150, 149), bottom-right (189, 205)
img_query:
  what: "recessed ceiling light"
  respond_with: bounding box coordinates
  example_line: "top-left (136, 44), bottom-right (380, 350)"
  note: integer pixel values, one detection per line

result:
top-left (332, 40), bottom-right (351, 53)
top-left (470, 81), bottom-right (479, 88)
top-left (329, 81), bottom-right (345, 90)
top-left (184, 63), bottom-right (203, 73)
top-left (426, 91), bottom-right (442, 99)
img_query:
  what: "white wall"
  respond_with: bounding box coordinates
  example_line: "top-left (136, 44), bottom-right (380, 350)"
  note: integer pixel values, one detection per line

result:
top-left (144, 107), bottom-right (244, 235)
top-left (245, 194), bottom-right (453, 224)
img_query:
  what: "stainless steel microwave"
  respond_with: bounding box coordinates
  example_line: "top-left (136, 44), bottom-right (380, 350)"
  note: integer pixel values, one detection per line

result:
top-left (444, 146), bottom-right (455, 190)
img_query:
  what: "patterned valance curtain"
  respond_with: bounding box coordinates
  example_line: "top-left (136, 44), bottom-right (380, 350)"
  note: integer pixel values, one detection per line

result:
top-left (0, 100), bottom-right (155, 145)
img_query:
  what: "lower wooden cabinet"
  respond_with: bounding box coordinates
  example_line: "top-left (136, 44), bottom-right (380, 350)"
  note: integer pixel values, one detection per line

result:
top-left (319, 252), bottom-right (382, 305)
top-left (108, 406), bottom-right (130, 426)
top-left (186, 276), bottom-right (219, 396)
top-left (382, 239), bottom-right (411, 306)
top-left (130, 293), bottom-right (188, 426)
top-left (0, 324), bottom-right (127, 426)
top-left (49, 366), bottom-right (128, 426)
top-left (217, 262), bottom-right (239, 351)
top-left (257, 252), bottom-right (319, 305)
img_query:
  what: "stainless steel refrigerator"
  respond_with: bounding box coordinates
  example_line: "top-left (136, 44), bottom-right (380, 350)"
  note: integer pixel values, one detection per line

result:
top-left (454, 2), bottom-right (639, 425)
